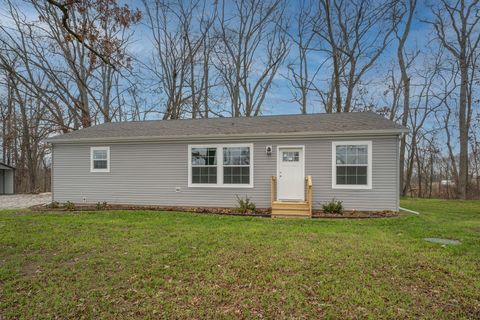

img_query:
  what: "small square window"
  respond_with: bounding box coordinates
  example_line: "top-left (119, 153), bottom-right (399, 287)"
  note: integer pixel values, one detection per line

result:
top-left (333, 142), bottom-right (371, 189)
top-left (91, 147), bottom-right (110, 173)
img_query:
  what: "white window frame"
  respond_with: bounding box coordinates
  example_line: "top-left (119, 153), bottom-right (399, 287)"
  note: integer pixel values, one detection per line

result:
top-left (90, 146), bottom-right (110, 173)
top-left (332, 141), bottom-right (372, 190)
top-left (188, 143), bottom-right (254, 188)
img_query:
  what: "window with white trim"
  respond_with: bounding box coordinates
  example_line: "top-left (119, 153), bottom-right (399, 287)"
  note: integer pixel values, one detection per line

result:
top-left (91, 147), bottom-right (110, 173)
top-left (332, 141), bottom-right (371, 189)
top-left (189, 144), bottom-right (253, 187)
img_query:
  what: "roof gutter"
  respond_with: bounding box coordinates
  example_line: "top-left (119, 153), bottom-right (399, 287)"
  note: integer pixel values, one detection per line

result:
top-left (45, 128), bottom-right (409, 144)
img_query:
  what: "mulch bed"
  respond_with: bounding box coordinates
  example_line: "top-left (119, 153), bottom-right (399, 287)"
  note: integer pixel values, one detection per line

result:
top-left (30, 203), bottom-right (270, 217)
top-left (312, 210), bottom-right (398, 219)
top-left (30, 203), bottom-right (399, 219)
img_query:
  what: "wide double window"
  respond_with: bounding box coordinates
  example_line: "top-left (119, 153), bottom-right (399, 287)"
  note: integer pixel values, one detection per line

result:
top-left (332, 141), bottom-right (372, 189)
top-left (189, 144), bottom-right (253, 187)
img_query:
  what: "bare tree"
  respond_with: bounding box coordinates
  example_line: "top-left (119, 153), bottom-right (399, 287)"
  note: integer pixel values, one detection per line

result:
top-left (430, 55), bottom-right (461, 192)
top-left (284, 0), bottom-right (324, 114)
top-left (316, 0), bottom-right (400, 112)
top-left (427, 0), bottom-right (480, 199)
top-left (470, 119), bottom-right (480, 193)
top-left (396, 0), bottom-right (417, 195)
top-left (0, 0), bottom-right (141, 129)
top-left (143, 0), bottom-right (216, 119)
top-left (0, 65), bottom-right (17, 166)
top-left (0, 62), bottom-right (52, 192)
top-left (214, 0), bottom-right (289, 117)
top-left (402, 54), bottom-right (444, 195)
top-left (44, 0), bottom-right (141, 68)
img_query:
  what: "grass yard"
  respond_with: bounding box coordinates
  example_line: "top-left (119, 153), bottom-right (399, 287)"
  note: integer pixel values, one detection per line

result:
top-left (1, 199), bottom-right (479, 319)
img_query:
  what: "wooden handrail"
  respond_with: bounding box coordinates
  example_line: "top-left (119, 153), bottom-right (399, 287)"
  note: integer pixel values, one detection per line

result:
top-left (306, 176), bottom-right (313, 215)
top-left (270, 176), bottom-right (276, 205)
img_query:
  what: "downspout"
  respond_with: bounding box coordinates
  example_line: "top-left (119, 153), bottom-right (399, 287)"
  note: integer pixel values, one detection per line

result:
top-left (399, 206), bottom-right (420, 215)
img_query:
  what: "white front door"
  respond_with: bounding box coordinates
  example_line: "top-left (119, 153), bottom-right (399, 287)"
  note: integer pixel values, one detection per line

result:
top-left (277, 147), bottom-right (304, 201)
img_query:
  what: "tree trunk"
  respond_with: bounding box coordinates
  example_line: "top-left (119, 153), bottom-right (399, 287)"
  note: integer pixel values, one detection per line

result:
top-left (403, 136), bottom-right (416, 195)
top-left (397, 0), bottom-right (415, 196)
top-left (458, 61), bottom-right (469, 199)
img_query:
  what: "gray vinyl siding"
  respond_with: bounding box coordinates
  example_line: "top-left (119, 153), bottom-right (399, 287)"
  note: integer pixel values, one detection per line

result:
top-left (0, 169), bottom-right (14, 194)
top-left (52, 135), bottom-right (400, 211)
top-left (0, 170), bottom-right (4, 194)
top-left (6, 170), bottom-right (14, 194)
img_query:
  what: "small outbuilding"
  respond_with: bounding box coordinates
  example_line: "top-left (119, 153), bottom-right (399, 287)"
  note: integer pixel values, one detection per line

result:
top-left (0, 162), bottom-right (15, 194)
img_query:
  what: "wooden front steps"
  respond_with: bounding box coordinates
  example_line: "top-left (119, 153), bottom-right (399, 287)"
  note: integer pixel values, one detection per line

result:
top-left (270, 176), bottom-right (313, 218)
top-left (271, 201), bottom-right (311, 218)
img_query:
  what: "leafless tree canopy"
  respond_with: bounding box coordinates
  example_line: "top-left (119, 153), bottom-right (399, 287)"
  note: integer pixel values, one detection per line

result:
top-left (0, 0), bottom-right (479, 198)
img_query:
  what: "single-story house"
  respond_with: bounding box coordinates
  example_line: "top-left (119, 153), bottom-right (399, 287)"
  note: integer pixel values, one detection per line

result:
top-left (46, 112), bottom-right (408, 216)
top-left (0, 162), bottom-right (15, 195)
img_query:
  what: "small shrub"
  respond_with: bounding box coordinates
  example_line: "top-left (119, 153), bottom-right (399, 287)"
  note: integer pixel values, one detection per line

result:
top-left (322, 198), bottom-right (343, 214)
top-left (96, 201), bottom-right (108, 210)
top-left (235, 195), bottom-right (256, 214)
top-left (47, 201), bottom-right (60, 209)
top-left (64, 201), bottom-right (76, 210)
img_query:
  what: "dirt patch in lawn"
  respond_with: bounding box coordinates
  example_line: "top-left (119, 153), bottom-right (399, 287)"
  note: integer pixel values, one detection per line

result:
top-left (468, 226), bottom-right (480, 233)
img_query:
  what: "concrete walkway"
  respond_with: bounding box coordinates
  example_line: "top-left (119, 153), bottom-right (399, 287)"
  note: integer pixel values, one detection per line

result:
top-left (0, 193), bottom-right (51, 209)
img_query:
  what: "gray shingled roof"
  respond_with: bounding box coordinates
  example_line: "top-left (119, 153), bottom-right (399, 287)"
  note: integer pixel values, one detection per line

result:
top-left (46, 112), bottom-right (407, 143)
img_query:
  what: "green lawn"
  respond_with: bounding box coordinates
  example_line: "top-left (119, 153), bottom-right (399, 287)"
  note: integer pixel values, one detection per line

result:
top-left (1, 199), bottom-right (479, 319)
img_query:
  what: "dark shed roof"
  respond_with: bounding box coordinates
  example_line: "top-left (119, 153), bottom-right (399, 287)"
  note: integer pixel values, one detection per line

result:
top-left (0, 162), bottom-right (15, 170)
top-left (46, 112), bottom-right (408, 143)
